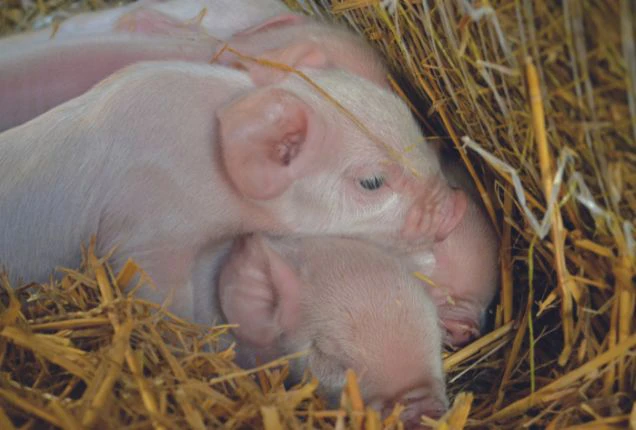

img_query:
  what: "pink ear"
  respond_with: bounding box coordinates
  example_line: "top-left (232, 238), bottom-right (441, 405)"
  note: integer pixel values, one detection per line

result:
top-left (218, 88), bottom-right (312, 200)
top-left (217, 41), bottom-right (329, 86)
top-left (217, 14), bottom-right (322, 85)
top-left (245, 42), bottom-right (329, 86)
top-left (218, 236), bottom-right (302, 348)
top-left (233, 14), bottom-right (307, 37)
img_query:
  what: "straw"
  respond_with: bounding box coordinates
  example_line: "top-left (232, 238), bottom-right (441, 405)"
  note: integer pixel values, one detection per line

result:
top-left (1, 0), bottom-right (634, 428)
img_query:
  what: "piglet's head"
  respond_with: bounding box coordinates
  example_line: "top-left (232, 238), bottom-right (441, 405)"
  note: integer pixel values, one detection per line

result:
top-left (217, 68), bottom-right (466, 248)
top-left (218, 235), bottom-right (449, 424)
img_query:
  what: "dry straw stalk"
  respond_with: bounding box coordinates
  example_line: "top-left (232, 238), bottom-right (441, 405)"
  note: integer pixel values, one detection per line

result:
top-left (1, 0), bottom-right (635, 428)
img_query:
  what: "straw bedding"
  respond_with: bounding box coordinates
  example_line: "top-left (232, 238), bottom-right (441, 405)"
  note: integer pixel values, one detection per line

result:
top-left (0, 0), bottom-right (634, 428)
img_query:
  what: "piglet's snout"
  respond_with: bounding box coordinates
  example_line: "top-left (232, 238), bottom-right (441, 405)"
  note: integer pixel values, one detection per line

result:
top-left (401, 186), bottom-right (467, 244)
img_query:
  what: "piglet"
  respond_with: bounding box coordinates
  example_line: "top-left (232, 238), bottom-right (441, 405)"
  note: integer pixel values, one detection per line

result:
top-left (11, 0), bottom-right (289, 43)
top-left (114, 2), bottom-right (500, 337)
top-left (0, 0), bottom-right (387, 131)
top-left (2, 0), bottom-right (493, 344)
top-left (216, 234), bottom-right (448, 425)
top-left (406, 157), bottom-right (499, 347)
top-left (0, 61), bottom-right (463, 319)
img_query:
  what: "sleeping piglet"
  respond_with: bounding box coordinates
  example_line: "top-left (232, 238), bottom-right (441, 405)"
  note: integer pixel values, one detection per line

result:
top-left (405, 157), bottom-right (499, 347)
top-left (13, 0), bottom-right (289, 42)
top-left (0, 0), bottom-right (387, 131)
top-left (215, 234), bottom-right (448, 425)
top-left (0, 61), bottom-right (464, 318)
top-left (2, 0), bottom-right (495, 345)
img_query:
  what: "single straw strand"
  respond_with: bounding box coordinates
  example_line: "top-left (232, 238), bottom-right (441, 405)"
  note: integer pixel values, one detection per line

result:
top-left (526, 56), bottom-right (577, 366)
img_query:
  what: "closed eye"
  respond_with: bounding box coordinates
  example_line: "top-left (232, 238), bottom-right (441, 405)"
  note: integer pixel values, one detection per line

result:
top-left (359, 176), bottom-right (385, 191)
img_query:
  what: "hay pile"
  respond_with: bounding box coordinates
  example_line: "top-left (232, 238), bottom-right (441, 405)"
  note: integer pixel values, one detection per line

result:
top-left (1, 243), bottom-right (395, 429)
top-left (0, 0), bottom-right (634, 428)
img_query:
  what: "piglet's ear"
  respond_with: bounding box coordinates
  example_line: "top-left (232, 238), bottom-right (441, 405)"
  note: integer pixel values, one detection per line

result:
top-left (233, 14), bottom-right (307, 37)
top-left (218, 235), bottom-right (302, 349)
top-left (218, 88), bottom-right (313, 200)
top-left (240, 42), bottom-right (329, 86)
top-left (217, 15), bottom-right (325, 85)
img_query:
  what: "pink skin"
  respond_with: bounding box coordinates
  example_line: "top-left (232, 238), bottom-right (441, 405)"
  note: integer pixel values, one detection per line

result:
top-left (6, 0), bottom-right (288, 43)
top-left (0, 61), bottom-right (461, 318)
top-left (216, 235), bottom-right (448, 425)
top-left (1, 0), bottom-right (493, 347)
top-left (4, 0), bottom-right (494, 344)
top-left (405, 158), bottom-right (499, 347)
top-left (0, 0), bottom-right (467, 253)
top-left (0, 34), bottom-right (218, 133)
top-left (0, 0), bottom-right (387, 131)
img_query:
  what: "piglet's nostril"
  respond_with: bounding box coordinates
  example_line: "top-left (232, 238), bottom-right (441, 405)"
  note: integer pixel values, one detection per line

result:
top-left (367, 399), bottom-right (403, 423)
top-left (396, 392), bottom-right (448, 426)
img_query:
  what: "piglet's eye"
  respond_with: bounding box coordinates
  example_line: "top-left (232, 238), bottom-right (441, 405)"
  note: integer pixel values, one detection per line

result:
top-left (359, 176), bottom-right (385, 191)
